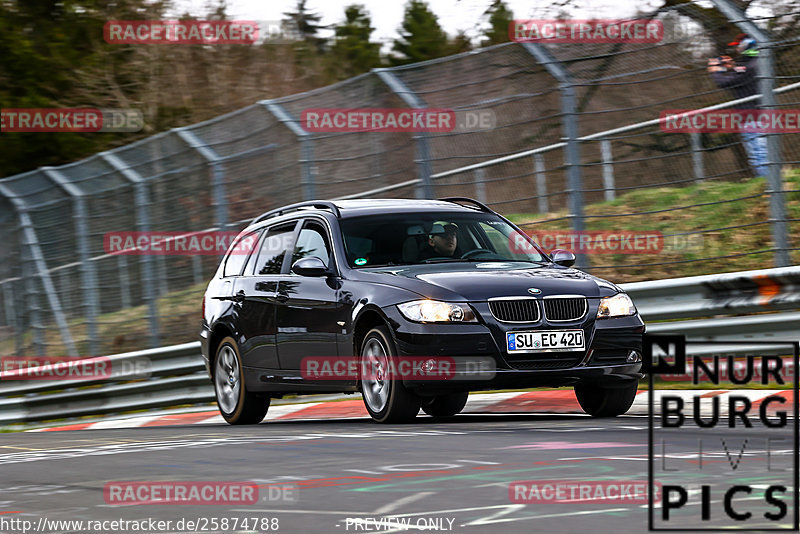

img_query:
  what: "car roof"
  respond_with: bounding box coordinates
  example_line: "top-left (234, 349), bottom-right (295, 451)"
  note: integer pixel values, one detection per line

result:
top-left (245, 198), bottom-right (494, 231)
top-left (334, 199), bottom-right (484, 218)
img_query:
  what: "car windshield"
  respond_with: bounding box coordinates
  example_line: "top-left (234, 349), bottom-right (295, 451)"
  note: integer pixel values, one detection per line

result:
top-left (340, 212), bottom-right (548, 268)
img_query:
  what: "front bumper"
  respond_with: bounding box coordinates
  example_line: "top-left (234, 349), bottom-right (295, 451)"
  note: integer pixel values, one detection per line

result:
top-left (381, 303), bottom-right (644, 392)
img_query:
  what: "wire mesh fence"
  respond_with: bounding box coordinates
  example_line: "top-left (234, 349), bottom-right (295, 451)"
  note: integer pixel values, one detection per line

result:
top-left (0, 1), bottom-right (797, 357)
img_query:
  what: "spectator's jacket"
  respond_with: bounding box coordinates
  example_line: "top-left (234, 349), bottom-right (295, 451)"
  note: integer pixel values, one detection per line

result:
top-left (711, 55), bottom-right (759, 108)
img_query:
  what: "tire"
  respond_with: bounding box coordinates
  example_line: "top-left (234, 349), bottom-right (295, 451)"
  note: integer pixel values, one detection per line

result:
top-left (574, 382), bottom-right (638, 417)
top-left (359, 326), bottom-right (421, 423)
top-left (421, 391), bottom-right (469, 417)
top-left (213, 336), bottom-right (269, 425)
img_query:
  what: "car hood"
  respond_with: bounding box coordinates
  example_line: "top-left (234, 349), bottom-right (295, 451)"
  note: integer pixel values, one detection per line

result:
top-left (358, 262), bottom-right (620, 301)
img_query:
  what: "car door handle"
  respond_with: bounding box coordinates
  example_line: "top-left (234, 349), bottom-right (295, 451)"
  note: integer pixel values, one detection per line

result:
top-left (231, 290), bottom-right (246, 303)
top-left (276, 293), bottom-right (289, 303)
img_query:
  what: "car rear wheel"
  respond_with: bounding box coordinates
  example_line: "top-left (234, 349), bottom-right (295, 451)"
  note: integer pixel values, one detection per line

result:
top-left (421, 391), bottom-right (469, 417)
top-left (574, 382), bottom-right (638, 417)
top-left (214, 336), bottom-right (269, 425)
top-left (360, 326), bottom-right (420, 423)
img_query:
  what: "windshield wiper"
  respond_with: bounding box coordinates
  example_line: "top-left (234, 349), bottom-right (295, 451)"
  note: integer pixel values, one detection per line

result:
top-left (420, 258), bottom-right (464, 264)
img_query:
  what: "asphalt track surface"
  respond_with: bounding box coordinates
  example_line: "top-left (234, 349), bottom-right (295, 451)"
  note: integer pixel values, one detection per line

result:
top-left (0, 407), bottom-right (797, 534)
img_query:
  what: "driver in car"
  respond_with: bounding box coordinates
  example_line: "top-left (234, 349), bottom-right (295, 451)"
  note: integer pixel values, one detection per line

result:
top-left (419, 222), bottom-right (460, 259)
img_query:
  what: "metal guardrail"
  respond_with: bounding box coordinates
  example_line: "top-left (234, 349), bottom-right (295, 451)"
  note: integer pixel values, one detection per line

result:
top-left (1, 266), bottom-right (798, 425)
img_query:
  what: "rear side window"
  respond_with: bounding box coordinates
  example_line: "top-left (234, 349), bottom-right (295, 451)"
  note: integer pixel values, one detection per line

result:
top-left (223, 231), bottom-right (259, 277)
top-left (252, 223), bottom-right (297, 275)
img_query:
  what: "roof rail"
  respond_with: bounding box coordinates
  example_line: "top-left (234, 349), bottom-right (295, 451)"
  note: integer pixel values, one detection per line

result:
top-left (251, 201), bottom-right (341, 225)
top-left (438, 197), bottom-right (493, 213)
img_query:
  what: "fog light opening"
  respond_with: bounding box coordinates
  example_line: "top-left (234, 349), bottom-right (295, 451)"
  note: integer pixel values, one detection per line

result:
top-left (627, 350), bottom-right (641, 363)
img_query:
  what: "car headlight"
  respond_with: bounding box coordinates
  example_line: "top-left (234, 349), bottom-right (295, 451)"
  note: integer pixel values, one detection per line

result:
top-left (597, 293), bottom-right (636, 318)
top-left (397, 300), bottom-right (477, 323)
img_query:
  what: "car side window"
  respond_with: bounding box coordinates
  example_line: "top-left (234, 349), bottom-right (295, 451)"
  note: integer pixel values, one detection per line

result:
top-left (292, 221), bottom-right (332, 267)
top-left (252, 222), bottom-right (297, 275)
top-left (223, 231), bottom-right (260, 277)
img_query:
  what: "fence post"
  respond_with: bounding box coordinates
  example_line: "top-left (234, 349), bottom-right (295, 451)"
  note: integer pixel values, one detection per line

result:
top-left (42, 167), bottom-right (100, 356)
top-left (2, 282), bottom-right (13, 329)
top-left (600, 139), bottom-right (615, 202)
top-left (115, 184), bottom-right (132, 309)
top-left (4, 281), bottom-right (23, 357)
top-left (260, 101), bottom-right (317, 201)
top-left (522, 43), bottom-right (586, 268)
top-left (534, 154), bottom-right (548, 214)
top-left (690, 132), bottom-right (705, 182)
top-left (374, 69), bottom-right (435, 199)
top-left (101, 152), bottom-right (161, 348)
top-left (118, 254), bottom-right (132, 309)
top-left (1, 282), bottom-right (18, 356)
top-left (711, 0), bottom-right (790, 267)
top-left (473, 168), bottom-right (487, 204)
top-left (175, 128), bottom-right (230, 227)
top-left (0, 183), bottom-right (78, 357)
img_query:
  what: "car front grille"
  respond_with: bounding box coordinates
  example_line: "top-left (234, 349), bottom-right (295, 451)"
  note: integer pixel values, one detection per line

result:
top-left (506, 355), bottom-right (583, 370)
top-left (488, 299), bottom-right (540, 323)
top-left (543, 297), bottom-right (587, 322)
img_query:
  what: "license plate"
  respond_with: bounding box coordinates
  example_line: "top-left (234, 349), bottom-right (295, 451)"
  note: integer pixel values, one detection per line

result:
top-left (506, 330), bottom-right (585, 353)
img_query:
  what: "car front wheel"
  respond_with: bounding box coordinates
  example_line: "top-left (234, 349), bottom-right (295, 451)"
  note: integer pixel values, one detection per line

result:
top-left (574, 382), bottom-right (638, 417)
top-left (360, 326), bottom-right (421, 423)
top-left (214, 336), bottom-right (269, 424)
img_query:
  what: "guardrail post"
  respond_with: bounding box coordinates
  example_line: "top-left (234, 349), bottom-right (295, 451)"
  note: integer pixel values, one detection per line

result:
top-left (523, 43), bottom-right (586, 268)
top-left (534, 154), bottom-right (548, 214)
top-left (374, 69), bottom-right (435, 199)
top-left (42, 168), bottom-right (100, 356)
top-left (260, 101), bottom-right (317, 201)
top-left (600, 139), bottom-right (615, 202)
top-left (711, 0), bottom-right (790, 267)
top-left (101, 152), bottom-right (160, 348)
top-left (473, 168), bottom-right (487, 203)
top-left (690, 132), bottom-right (705, 182)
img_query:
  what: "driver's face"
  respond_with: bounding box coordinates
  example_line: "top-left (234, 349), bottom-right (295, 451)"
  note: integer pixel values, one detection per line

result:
top-left (429, 232), bottom-right (457, 256)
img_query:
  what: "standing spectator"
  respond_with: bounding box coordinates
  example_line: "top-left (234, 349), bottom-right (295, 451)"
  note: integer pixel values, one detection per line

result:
top-left (708, 34), bottom-right (769, 177)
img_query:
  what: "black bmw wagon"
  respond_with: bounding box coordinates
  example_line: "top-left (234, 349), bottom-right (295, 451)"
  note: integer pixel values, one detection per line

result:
top-left (200, 198), bottom-right (644, 424)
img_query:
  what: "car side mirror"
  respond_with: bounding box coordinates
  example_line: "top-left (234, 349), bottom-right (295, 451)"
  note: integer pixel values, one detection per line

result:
top-left (550, 249), bottom-right (576, 267)
top-left (291, 257), bottom-right (329, 277)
